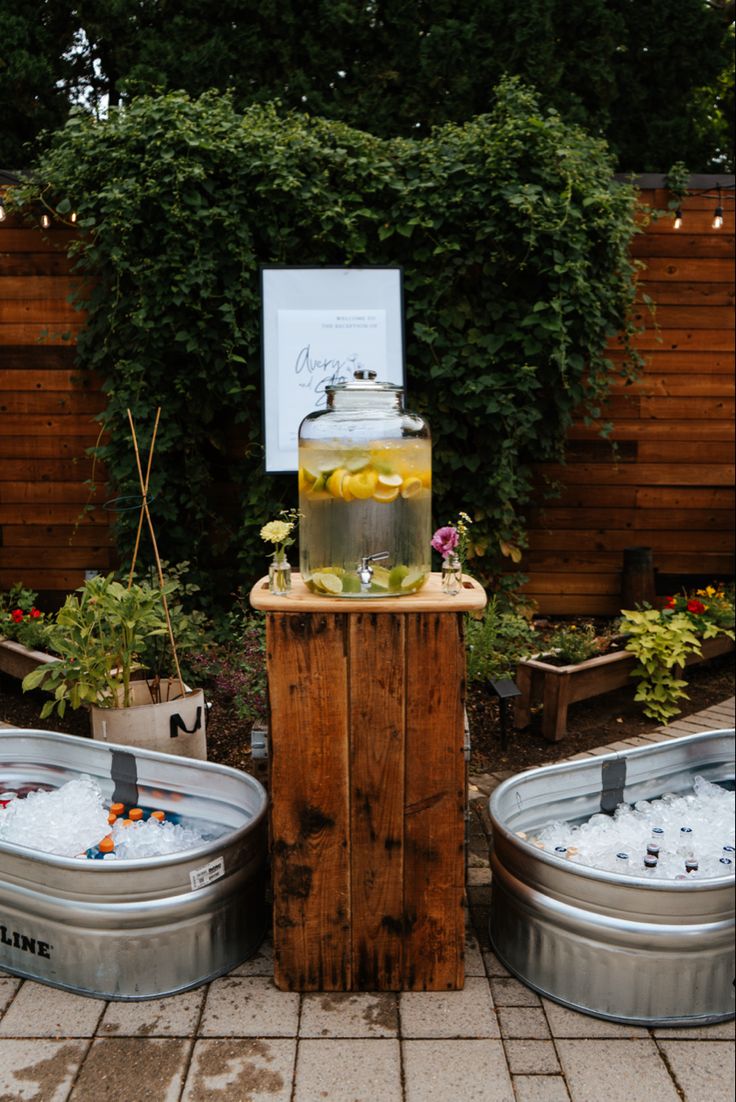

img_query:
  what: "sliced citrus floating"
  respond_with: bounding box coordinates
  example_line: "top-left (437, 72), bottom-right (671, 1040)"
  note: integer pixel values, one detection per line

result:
top-left (400, 569), bottom-right (427, 591)
top-left (310, 571), bottom-right (344, 594)
top-left (388, 564), bottom-right (409, 589)
top-left (373, 484), bottom-right (400, 503)
top-left (377, 472), bottom-right (403, 487)
top-left (347, 468), bottom-right (378, 499)
top-left (400, 477), bottom-right (423, 499)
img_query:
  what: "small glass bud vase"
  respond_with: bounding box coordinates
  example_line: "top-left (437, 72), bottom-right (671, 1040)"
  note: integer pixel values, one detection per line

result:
top-left (269, 554), bottom-right (292, 596)
top-left (441, 554), bottom-right (462, 596)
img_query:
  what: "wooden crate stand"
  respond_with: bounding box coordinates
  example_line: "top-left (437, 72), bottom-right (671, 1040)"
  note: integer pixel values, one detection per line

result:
top-left (250, 573), bottom-right (486, 991)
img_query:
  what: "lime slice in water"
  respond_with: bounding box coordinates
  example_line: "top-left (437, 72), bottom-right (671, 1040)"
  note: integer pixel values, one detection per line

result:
top-left (388, 564), bottom-right (409, 589)
top-left (370, 565), bottom-right (391, 588)
top-left (311, 571), bottom-right (344, 594)
top-left (401, 569), bottom-right (427, 592)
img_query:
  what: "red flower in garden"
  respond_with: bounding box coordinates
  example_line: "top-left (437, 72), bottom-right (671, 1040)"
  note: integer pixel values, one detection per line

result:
top-left (686, 599), bottom-right (706, 614)
top-left (10, 609), bottom-right (23, 623)
top-left (30, 608), bottom-right (41, 619)
top-left (663, 596), bottom-right (676, 609)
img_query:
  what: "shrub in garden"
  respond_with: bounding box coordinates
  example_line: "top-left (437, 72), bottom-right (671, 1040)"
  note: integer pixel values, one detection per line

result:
top-left (621, 586), bottom-right (735, 724)
top-left (465, 596), bottom-right (537, 683)
top-left (10, 78), bottom-right (640, 599)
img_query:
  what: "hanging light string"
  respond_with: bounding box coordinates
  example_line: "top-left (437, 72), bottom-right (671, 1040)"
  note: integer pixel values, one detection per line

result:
top-left (670, 182), bottom-right (734, 230)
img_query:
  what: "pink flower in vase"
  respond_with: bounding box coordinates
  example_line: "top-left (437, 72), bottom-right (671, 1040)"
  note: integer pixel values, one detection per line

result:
top-left (431, 526), bottom-right (459, 559)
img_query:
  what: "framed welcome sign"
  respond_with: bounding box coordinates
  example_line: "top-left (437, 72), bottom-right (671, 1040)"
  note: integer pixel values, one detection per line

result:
top-left (260, 266), bottom-right (405, 472)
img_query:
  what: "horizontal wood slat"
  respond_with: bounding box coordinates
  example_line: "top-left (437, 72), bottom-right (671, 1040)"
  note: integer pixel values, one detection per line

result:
top-left (540, 463), bottom-right (734, 486)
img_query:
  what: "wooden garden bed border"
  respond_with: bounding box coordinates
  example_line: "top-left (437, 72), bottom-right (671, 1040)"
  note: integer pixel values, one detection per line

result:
top-left (514, 633), bottom-right (735, 743)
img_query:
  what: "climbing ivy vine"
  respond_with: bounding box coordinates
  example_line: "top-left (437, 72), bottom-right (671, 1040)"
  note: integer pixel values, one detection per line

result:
top-left (12, 78), bottom-right (641, 599)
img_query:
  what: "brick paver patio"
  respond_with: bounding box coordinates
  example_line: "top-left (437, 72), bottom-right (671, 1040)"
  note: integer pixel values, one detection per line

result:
top-left (1, 699), bottom-right (733, 1100)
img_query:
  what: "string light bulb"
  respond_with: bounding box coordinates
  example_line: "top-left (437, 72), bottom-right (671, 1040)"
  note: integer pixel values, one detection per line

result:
top-left (40, 212), bottom-right (51, 229)
top-left (0, 197), bottom-right (6, 222)
top-left (70, 211), bottom-right (78, 224)
top-left (673, 207), bottom-right (683, 229)
top-left (713, 186), bottom-right (724, 229)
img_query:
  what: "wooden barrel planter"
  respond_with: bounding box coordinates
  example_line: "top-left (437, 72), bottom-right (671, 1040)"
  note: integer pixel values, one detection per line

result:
top-left (514, 633), bottom-right (735, 743)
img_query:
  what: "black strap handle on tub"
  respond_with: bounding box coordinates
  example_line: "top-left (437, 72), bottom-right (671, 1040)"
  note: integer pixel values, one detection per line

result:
top-left (170, 707), bottom-right (202, 739)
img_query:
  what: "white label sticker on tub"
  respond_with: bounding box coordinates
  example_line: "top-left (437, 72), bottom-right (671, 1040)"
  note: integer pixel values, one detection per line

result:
top-left (190, 857), bottom-right (225, 890)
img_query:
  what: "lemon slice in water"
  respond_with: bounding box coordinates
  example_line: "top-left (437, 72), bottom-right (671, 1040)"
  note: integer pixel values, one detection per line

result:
top-left (311, 571), bottom-right (344, 594)
top-left (400, 477), bottom-right (423, 499)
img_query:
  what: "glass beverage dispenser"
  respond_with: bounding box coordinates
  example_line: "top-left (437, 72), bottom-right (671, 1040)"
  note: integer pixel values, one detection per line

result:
top-left (298, 370), bottom-right (431, 596)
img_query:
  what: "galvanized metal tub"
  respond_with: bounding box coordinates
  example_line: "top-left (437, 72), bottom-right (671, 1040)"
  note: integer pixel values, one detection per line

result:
top-left (488, 728), bottom-right (735, 1027)
top-left (0, 728), bottom-right (268, 1000)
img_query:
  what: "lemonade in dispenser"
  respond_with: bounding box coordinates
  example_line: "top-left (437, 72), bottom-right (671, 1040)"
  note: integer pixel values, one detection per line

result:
top-left (298, 370), bottom-right (431, 596)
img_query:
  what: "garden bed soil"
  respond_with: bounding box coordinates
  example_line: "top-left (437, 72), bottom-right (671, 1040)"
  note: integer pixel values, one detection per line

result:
top-left (1, 651), bottom-right (733, 779)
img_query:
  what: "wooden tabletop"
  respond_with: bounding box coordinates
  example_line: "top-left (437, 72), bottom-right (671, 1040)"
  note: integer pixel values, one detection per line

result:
top-left (249, 571), bottom-right (487, 613)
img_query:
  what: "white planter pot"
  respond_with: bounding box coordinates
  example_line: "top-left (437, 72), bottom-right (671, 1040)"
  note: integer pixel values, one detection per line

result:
top-left (90, 678), bottom-right (207, 760)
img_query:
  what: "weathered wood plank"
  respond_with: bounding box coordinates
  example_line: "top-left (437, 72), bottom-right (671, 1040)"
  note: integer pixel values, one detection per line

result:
top-left (637, 441), bottom-right (735, 462)
top-left (0, 481), bottom-right (108, 504)
top-left (0, 435), bottom-right (102, 459)
top-left (0, 324), bottom-right (81, 345)
top-left (0, 414), bottom-right (102, 436)
top-left (0, 370), bottom-right (101, 392)
top-left (531, 507), bottom-right (734, 530)
top-left (0, 524), bottom-right (112, 547)
top-left (0, 459), bottom-right (104, 481)
top-left (631, 237), bottom-right (734, 259)
top-left (0, 392), bottom-right (104, 415)
top-left (520, 551), bottom-right (734, 575)
top-left (527, 529), bottom-right (734, 552)
top-left (403, 613), bottom-right (466, 990)
top-left (0, 568), bottom-right (95, 590)
top-left (609, 329), bottom-right (735, 352)
top-left (268, 613), bottom-right (352, 991)
top-left (611, 375), bottom-right (735, 397)
top-left (629, 305), bottom-right (734, 330)
top-left (0, 300), bottom-right (87, 324)
top-left (0, 276), bottom-right (85, 300)
top-left (568, 420), bottom-right (733, 441)
top-left (635, 256), bottom-right (735, 281)
top-left (637, 281), bottom-right (734, 306)
top-left (0, 228), bottom-right (78, 252)
top-left (349, 613), bottom-right (405, 990)
top-left (536, 463), bottom-right (735, 486)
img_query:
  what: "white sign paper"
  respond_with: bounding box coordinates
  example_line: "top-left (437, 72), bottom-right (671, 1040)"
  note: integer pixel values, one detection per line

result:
top-left (261, 268), bottom-right (404, 471)
top-left (276, 309), bottom-right (387, 451)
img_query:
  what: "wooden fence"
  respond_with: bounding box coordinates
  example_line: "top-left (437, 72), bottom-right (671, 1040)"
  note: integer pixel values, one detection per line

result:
top-left (521, 181), bottom-right (735, 614)
top-left (1, 179), bottom-right (734, 611)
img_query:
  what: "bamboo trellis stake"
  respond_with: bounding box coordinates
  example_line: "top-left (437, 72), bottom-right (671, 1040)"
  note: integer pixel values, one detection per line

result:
top-left (126, 408), bottom-right (187, 701)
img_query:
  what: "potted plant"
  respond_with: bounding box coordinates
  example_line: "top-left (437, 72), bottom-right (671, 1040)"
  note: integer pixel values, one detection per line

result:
top-left (21, 572), bottom-right (208, 759)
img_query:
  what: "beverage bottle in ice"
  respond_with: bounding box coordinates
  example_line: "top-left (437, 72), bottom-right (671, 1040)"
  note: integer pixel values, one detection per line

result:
top-left (646, 842), bottom-right (660, 858)
top-left (643, 854), bottom-right (658, 876)
top-left (614, 852), bottom-right (630, 872)
top-left (677, 826), bottom-right (695, 856)
top-left (684, 858), bottom-right (699, 874)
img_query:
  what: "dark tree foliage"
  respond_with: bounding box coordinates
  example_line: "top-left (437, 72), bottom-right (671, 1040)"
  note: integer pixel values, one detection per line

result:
top-left (1, 0), bottom-right (733, 171)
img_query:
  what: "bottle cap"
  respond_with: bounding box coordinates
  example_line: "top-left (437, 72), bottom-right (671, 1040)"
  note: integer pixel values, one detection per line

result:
top-left (129, 808), bottom-right (144, 821)
top-left (150, 810), bottom-right (166, 821)
top-left (98, 835), bottom-right (114, 853)
top-left (110, 803), bottom-right (125, 815)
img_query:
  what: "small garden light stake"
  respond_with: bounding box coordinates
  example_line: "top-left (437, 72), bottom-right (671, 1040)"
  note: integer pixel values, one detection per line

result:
top-left (490, 677), bottom-right (521, 751)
